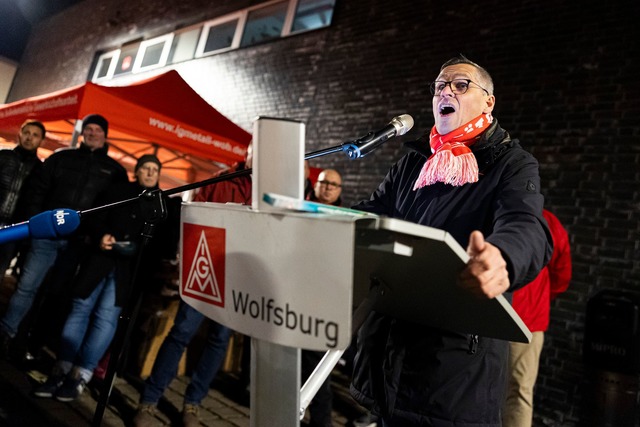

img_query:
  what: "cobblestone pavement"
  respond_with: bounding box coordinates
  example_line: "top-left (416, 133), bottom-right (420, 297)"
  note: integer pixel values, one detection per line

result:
top-left (1, 355), bottom-right (363, 426)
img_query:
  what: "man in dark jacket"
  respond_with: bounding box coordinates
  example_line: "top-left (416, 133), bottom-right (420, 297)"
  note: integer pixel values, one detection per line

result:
top-left (33, 154), bottom-right (179, 402)
top-left (0, 114), bottom-right (128, 358)
top-left (0, 120), bottom-right (46, 283)
top-left (349, 56), bottom-right (552, 426)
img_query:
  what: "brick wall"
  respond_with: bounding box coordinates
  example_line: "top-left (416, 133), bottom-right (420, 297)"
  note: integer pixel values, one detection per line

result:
top-left (9, 0), bottom-right (640, 424)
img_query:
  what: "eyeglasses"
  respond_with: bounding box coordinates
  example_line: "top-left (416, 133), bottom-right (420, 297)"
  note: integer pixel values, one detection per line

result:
top-left (318, 180), bottom-right (341, 189)
top-left (429, 79), bottom-right (489, 96)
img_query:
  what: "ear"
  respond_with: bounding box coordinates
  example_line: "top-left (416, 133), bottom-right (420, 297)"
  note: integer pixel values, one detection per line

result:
top-left (483, 95), bottom-right (496, 114)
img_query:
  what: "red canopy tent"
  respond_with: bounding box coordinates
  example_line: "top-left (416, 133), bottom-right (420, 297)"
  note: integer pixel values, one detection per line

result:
top-left (0, 71), bottom-right (252, 187)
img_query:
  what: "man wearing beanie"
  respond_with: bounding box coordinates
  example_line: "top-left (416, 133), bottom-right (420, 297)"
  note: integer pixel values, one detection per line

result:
top-left (0, 113), bottom-right (128, 361)
top-left (33, 153), bottom-right (179, 402)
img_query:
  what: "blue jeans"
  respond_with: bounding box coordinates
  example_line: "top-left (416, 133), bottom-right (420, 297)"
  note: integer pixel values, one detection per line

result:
top-left (57, 270), bottom-right (121, 378)
top-left (141, 301), bottom-right (231, 406)
top-left (0, 238), bottom-right (68, 337)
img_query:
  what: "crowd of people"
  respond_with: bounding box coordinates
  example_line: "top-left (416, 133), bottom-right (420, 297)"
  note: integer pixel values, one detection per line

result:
top-left (0, 55), bottom-right (572, 427)
top-left (0, 115), bottom-right (181, 404)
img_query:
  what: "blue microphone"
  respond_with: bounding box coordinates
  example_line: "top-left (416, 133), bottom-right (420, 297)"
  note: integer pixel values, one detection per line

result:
top-left (0, 209), bottom-right (81, 244)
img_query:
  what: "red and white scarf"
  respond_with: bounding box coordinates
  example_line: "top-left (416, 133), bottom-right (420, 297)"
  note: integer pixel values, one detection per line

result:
top-left (413, 113), bottom-right (493, 189)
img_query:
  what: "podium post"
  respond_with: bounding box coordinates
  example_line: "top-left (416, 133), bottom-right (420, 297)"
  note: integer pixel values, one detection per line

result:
top-left (250, 117), bottom-right (305, 427)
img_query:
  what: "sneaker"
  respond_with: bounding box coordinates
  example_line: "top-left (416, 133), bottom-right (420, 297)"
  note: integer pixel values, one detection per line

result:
top-left (353, 411), bottom-right (378, 427)
top-left (32, 373), bottom-right (66, 398)
top-left (133, 404), bottom-right (158, 427)
top-left (54, 374), bottom-right (87, 402)
top-left (182, 403), bottom-right (200, 427)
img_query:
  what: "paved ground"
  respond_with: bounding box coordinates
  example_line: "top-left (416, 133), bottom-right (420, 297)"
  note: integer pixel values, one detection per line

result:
top-left (0, 274), bottom-right (368, 427)
top-left (1, 352), bottom-right (364, 426)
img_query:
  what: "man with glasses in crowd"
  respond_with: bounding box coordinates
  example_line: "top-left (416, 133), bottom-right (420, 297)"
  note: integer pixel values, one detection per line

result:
top-left (302, 167), bottom-right (343, 426)
top-left (349, 55), bottom-right (552, 426)
top-left (307, 169), bottom-right (343, 206)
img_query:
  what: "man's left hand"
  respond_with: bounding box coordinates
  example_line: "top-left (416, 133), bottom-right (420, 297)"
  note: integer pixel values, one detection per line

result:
top-left (459, 230), bottom-right (510, 299)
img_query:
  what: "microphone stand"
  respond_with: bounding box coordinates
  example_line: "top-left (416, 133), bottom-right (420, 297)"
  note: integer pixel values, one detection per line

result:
top-left (92, 190), bottom-right (168, 426)
top-left (88, 139), bottom-right (373, 425)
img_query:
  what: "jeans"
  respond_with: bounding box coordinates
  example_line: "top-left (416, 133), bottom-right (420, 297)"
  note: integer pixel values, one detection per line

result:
top-left (57, 270), bottom-right (121, 381)
top-left (0, 238), bottom-right (68, 337)
top-left (141, 301), bottom-right (231, 406)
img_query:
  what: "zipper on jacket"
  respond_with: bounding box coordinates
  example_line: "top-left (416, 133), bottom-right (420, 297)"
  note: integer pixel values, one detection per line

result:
top-left (468, 334), bottom-right (479, 354)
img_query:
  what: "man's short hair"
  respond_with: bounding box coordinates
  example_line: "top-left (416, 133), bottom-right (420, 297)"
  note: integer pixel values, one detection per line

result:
top-left (440, 55), bottom-right (494, 95)
top-left (20, 119), bottom-right (46, 137)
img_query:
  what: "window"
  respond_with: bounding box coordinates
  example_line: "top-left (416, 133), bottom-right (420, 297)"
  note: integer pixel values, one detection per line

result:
top-left (292, 0), bottom-right (336, 33)
top-left (240, 1), bottom-right (289, 47)
top-left (133, 34), bottom-right (174, 72)
top-left (196, 14), bottom-right (243, 57)
top-left (114, 43), bottom-right (140, 76)
top-left (92, 50), bottom-right (120, 81)
top-left (168, 26), bottom-right (202, 64)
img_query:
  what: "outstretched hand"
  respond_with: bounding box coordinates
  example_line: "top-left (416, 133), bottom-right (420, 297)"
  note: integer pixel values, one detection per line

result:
top-left (458, 231), bottom-right (510, 299)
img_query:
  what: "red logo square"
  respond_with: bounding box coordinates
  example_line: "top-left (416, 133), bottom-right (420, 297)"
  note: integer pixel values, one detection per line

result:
top-left (182, 223), bottom-right (226, 307)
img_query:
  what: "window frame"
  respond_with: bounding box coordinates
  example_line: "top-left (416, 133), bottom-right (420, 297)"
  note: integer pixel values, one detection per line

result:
top-left (195, 12), bottom-right (246, 58)
top-left (132, 34), bottom-right (175, 73)
top-left (92, 49), bottom-right (121, 82)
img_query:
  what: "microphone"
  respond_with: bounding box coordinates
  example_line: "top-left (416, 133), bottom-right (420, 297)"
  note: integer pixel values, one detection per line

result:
top-left (0, 209), bottom-right (81, 245)
top-left (342, 114), bottom-right (414, 159)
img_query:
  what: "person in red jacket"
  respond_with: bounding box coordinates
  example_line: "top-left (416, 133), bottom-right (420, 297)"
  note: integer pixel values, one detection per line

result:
top-left (503, 209), bottom-right (572, 427)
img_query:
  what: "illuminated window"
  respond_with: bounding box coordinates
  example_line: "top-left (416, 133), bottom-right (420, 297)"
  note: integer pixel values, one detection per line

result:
top-left (292, 0), bottom-right (336, 33)
top-left (114, 43), bottom-right (140, 76)
top-left (168, 26), bottom-right (202, 63)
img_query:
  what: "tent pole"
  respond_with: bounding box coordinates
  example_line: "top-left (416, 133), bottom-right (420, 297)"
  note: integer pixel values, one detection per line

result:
top-left (70, 118), bottom-right (82, 148)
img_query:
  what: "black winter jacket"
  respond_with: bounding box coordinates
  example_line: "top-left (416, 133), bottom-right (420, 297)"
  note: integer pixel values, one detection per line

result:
top-left (72, 181), bottom-right (180, 306)
top-left (0, 145), bottom-right (42, 224)
top-left (25, 143), bottom-right (127, 220)
top-left (350, 121), bottom-right (552, 426)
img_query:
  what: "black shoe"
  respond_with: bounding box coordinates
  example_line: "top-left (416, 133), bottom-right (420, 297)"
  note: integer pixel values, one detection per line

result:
top-left (54, 374), bottom-right (87, 402)
top-left (33, 373), bottom-right (66, 398)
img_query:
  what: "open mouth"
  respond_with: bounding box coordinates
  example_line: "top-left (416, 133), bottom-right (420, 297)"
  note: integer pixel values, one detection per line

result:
top-left (439, 105), bottom-right (456, 116)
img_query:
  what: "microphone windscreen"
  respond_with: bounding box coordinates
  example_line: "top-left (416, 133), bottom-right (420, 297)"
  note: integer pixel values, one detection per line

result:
top-left (394, 114), bottom-right (414, 135)
top-left (29, 209), bottom-right (81, 239)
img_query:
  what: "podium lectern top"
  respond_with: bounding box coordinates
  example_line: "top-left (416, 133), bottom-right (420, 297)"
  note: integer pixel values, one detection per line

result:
top-left (180, 201), bottom-right (531, 347)
top-left (354, 217), bottom-right (531, 343)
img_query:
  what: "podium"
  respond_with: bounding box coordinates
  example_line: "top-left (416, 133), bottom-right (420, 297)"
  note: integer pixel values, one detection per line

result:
top-left (179, 117), bottom-right (530, 426)
top-left (180, 202), bottom-right (530, 424)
